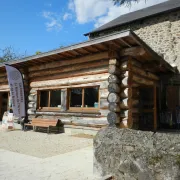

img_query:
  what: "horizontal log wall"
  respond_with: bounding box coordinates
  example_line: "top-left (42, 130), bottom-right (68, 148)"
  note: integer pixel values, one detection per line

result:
top-left (27, 51), bottom-right (110, 128)
top-left (119, 57), bottom-right (158, 129)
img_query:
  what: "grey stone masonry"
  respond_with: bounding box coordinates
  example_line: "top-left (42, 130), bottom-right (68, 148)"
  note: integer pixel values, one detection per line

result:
top-left (94, 128), bottom-right (180, 180)
top-left (91, 9), bottom-right (180, 71)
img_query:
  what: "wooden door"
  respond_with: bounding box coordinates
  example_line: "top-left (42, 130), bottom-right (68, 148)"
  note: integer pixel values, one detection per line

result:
top-left (139, 85), bottom-right (157, 131)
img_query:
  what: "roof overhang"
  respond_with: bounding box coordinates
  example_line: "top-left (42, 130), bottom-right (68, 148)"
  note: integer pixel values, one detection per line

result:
top-left (0, 30), bottom-right (176, 73)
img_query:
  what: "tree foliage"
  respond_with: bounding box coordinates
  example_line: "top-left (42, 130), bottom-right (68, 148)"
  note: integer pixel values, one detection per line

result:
top-left (112, 0), bottom-right (140, 6)
top-left (0, 46), bottom-right (27, 63)
top-left (35, 51), bottom-right (42, 55)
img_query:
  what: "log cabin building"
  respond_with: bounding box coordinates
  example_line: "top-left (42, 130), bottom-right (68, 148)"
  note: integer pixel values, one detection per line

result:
top-left (0, 0), bottom-right (180, 134)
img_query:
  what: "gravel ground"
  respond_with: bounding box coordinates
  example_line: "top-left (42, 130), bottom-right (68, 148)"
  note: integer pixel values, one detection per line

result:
top-left (0, 130), bottom-right (93, 158)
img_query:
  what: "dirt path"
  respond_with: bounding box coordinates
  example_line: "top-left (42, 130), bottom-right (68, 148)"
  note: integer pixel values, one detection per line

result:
top-left (0, 130), bottom-right (93, 158)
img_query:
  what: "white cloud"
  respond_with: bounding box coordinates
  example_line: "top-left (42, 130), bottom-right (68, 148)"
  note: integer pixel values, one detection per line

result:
top-left (68, 0), bottom-right (75, 11)
top-left (68, 0), bottom-right (168, 27)
top-left (70, 0), bottom-right (112, 24)
top-left (63, 13), bottom-right (72, 20)
top-left (42, 11), bottom-right (62, 32)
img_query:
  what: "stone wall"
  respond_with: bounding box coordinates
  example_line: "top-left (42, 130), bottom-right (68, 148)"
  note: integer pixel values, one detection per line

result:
top-left (94, 128), bottom-right (180, 180)
top-left (90, 9), bottom-right (180, 71)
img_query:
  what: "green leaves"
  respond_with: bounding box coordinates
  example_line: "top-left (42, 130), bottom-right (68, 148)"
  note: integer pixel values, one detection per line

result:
top-left (0, 46), bottom-right (27, 62)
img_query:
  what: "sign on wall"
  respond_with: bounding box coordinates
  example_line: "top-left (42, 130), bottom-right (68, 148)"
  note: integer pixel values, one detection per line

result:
top-left (5, 64), bottom-right (25, 118)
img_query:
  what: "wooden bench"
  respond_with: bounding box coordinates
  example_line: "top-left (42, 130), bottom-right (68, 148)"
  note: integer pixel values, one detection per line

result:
top-left (24, 118), bottom-right (61, 133)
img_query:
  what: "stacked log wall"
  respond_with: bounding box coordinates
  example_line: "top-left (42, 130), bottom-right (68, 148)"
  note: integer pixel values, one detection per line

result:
top-left (119, 57), bottom-right (159, 129)
top-left (27, 52), bottom-right (110, 127)
top-left (107, 59), bottom-right (121, 125)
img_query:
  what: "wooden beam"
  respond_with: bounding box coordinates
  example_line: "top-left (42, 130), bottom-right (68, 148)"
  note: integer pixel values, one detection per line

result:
top-left (119, 38), bottom-right (132, 47)
top-left (108, 102), bottom-right (120, 112)
top-left (30, 67), bottom-right (108, 82)
top-left (29, 60), bottom-right (109, 78)
top-left (61, 89), bottom-right (68, 111)
top-left (132, 75), bottom-right (154, 86)
top-left (108, 65), bottom-right (120, 75)
top-left (109, 59), bottom-right (120, 66)
top-left (108, 83), bottom-right (120, 93)
top-left (29, 52), bottom-right (109, 72)
top-left (120, 47), bottom-right (146, 57)
top-left (108, 74), bottom-right (120, 83)
top-left (107, 112), bottom-right (120, 124)
top-left (30, 73), bottom-right (109, 88)
top-left (107, 93), bottom-right (120, 103)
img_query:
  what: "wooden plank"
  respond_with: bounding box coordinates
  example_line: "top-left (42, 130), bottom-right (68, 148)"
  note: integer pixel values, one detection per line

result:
top-left (30, 66), bottom-right (108, 81)
top-left (28, 52), bottom-right (109, 72)
top-left (30, 73), bottom-right (109, 88)
top-left (131, 66), bottom-right (159, 81)
top-left (36, 111), bottom-right (101, 117)
top-left (132, 74), bottom-right (154, 86)
top-left (120, 47), bottom-right (146, 57)
top-left (120, 98), bottom-right (139, 109)
top-left (32, 81), bottom-right (103, 91)
top-left (29, 59), bottom-right (109, 78)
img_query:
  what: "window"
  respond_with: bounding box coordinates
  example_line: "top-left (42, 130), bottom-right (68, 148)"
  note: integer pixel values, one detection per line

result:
top-left (38, 89), bottom-right (61, 110)
top-left (69, 87), bottom-right (99, 110)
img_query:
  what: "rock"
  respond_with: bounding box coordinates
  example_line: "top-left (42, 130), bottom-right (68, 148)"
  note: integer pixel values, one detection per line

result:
top-left (94, 128), bottom-right (180, 179)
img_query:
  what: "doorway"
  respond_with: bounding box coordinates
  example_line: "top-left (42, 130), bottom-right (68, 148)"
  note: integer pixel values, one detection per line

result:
top-left (138, 86), bottom-right (157, 131)
top-left (0, 92), bottom-right (9, 121)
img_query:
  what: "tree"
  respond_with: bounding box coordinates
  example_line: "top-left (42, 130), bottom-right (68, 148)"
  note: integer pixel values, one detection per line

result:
top-left (0, 46), bottom-right (27, 63)
top-left (112, 0), bottom-right (140, 6)
top-left (35, 51), bottom-right (42, 55)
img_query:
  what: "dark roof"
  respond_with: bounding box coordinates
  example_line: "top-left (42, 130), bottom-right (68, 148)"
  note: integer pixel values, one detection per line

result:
top-left (85, 0), bottom-right (180, 36)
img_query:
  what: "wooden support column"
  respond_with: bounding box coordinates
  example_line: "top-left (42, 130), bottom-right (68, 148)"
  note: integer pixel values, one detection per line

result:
top-left (61, 89), bottom-right (68, 111)
top-left (107, 57), bottom-right (121, 126)
top-left (154, 85), bottom-right (157, 132)
top-left (119, 57), bottom-right (140, 129)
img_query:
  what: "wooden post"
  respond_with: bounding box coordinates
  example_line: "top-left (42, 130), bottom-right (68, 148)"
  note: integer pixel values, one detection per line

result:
top-left (61, 89), bottom-right (68, 111)
top-left (154, 85), bottom-right (157, 132)
top-left (107, 55), bottom-right (121, 127)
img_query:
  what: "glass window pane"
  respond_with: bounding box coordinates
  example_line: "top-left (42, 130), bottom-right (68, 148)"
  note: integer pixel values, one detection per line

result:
top-left (84, 87), bottom-right (99, 108)
top-left (50, 90), bottom-right (61, 107)
top-left (40, 91), bottom-right (49, 107)
top-left (70, 88), bottom-right (82, 107)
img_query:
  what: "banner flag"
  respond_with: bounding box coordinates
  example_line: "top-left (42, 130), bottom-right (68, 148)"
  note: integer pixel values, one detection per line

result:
top-left (5, 64), bottom-right (26, 118)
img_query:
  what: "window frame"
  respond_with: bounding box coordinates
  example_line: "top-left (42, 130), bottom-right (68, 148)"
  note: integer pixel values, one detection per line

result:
top-left (68, 86), bottom-right (100, 112)
top-left (37, 89), bottom-right (62, 111)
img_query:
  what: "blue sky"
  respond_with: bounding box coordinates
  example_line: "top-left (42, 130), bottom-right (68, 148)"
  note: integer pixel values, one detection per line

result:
top-left (0, 0), bottom-right (167, 56)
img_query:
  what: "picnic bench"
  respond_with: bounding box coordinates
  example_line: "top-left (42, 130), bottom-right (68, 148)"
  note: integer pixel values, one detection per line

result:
top-left (24, 118), bottom-right (62, 133)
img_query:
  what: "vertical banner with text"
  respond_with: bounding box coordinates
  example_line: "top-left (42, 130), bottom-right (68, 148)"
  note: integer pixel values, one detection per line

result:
top-left (5, 64), bottom-right (25, 118)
